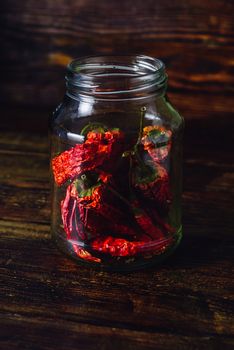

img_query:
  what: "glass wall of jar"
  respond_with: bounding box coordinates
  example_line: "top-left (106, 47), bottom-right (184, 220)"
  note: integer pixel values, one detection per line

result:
top-left (50, 55), bottom-right (184, 271)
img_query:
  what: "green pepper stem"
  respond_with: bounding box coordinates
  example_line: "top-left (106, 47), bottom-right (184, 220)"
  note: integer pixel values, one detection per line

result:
top-left (137, 106), bottom-right (146, 144)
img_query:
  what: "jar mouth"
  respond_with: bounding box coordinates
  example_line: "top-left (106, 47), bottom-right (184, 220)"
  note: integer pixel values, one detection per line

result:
top-left (66, 55), bottom-right (167, 100)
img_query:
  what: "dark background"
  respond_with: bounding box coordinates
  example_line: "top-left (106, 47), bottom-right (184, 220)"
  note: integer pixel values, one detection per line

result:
top-left (1, 0), bottom-right (234, 125)
top-left (1, 1), bottom-right (234, 349)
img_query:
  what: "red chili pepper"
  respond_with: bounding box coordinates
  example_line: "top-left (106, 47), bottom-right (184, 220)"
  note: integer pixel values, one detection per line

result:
top-left (72, 244), bottom-right (101, 263)
top-left (141, 126), bottom-right (172, 162)
top-left (136, 236), bottom-right (174, 255)
top-left (61, 182), bottom-right (107, 239)
top-left (134, 211), bottom-right (165, 241)
top-left (62, 175), bottom-right (138, 240)
top-left (91, 235), bottom-right (174, 257)
top-left (134, 164), bottom-right (172, 207)
top-left (77, 204), bottom-right (104, 237)
top-left (52, 129), bottom-right (124, 186)
top-left (77, 182), bottom-right (137, 237)
top-left (61, 184), bottom-right (87, 240)
top-left (129, 196), bottom-right (165, 241)
top-left (91, 236), bottom-right (144, 257)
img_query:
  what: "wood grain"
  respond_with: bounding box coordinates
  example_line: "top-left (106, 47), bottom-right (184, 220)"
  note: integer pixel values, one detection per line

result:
top-left (1, 0), bottom-right (234, 117)
top-left (0, 1), bottom-right (234, 348)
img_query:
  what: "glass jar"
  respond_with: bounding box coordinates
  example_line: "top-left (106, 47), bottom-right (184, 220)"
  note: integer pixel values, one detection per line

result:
top-left (50, 55), bottom-right (184, 271)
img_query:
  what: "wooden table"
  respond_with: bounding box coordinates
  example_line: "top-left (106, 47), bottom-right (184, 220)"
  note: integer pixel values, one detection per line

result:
top-left (1, 0), bottom-right (234, 348)
top-left (0, 109), bottom-right (233, 350)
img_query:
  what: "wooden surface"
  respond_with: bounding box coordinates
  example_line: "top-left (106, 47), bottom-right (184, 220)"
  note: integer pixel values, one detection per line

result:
top-left (1, 0), bottom-right (234, 349)
top-left (0, 114), bottom-right (234, 349)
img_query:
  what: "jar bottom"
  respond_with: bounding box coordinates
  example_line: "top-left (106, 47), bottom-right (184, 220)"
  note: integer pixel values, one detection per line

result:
top-left (52, 226), bottom-right (182, 272)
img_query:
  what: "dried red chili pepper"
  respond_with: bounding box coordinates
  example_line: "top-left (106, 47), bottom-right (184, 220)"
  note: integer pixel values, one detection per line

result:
top-left (72, 243), bottom-right (101, 263)
top-left (91, 234), bottom-right (174, 257)
top-left (61, 180), bottom-right (105, 239)
top-left (52, 128), bottom-right (124, 186)
top-left (137, 236), bottom-right (174, 255)
top-left (61, 184), bottom-right (88, 240)
top-left (61, 171), bottom-right (138, 242)
top-left (75, 174), bottom-right (137, 238)
top-left (128, 195), bottom-right (166, 240)
top-left (141, 125), bottom-right (172, 162)
top-left (134, 211), bottom-right (164, 241)
top-left (91, 236), bottom-right (144, 257)
top-left (133, 163), bottom-right (172, 208)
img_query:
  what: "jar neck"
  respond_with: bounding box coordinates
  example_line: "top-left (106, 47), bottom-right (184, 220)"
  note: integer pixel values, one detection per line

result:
top-left (65, 55), bottom-right (168, 101)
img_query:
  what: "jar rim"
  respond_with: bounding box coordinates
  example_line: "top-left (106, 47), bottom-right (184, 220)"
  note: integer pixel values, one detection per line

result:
top-left (66, 54), bottom-right (167, 99)
top-left (67, 54), bottom-right (165, 77)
